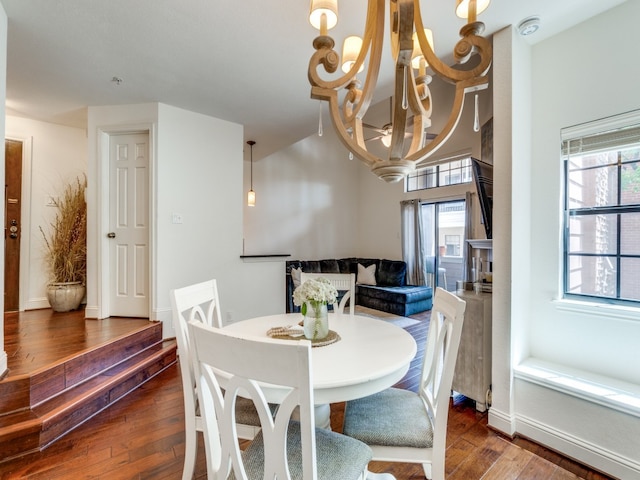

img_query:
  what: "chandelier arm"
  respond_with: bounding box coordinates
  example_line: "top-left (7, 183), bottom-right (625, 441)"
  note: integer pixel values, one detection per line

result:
top-left (413, 0), bottom-right (492, 83)
top-left (310, 0), bottom-right (385, 134)
top-left (389, 67), bottom-right (409, 160)
top-left (405, 64), bottom-right (431, 155)
top-left (409, 77), bottom-right (488, 165)
top-left (313, 86), bottom-right (379, 168)
top-left (388, 0), bottom-right (415, 161)
top-left (308, 0), bottom-right (382, 94)
top-left (342, 1), bottom-right (385, 126)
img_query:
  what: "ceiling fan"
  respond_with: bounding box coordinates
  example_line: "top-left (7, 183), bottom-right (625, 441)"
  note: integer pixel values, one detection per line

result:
top-left (363, 98), bottom-right (436, 147)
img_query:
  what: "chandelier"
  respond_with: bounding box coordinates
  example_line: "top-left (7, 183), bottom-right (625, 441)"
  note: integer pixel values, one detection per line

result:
top-left (308, 0), bottom-right (493, 183)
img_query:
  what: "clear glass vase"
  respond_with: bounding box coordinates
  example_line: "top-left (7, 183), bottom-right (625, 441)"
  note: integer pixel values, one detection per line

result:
top-left (303, 301), bottom-right (329, 341)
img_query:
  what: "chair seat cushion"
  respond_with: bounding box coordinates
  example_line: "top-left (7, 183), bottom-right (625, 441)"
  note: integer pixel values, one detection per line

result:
top-left (233, 421), bottom-right (372, 480)
top-left (343, 388), bottom-right (434, 448)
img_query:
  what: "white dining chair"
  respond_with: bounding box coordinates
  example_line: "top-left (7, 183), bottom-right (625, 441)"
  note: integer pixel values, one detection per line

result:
top-left (188, 319), bottom-right (373, 480)
top-left (342, 287), bottom-right (466, 480)
top-left (299, 272), bottom-right (356, 315)
top-left (170, 279), bottom-right (265, 480)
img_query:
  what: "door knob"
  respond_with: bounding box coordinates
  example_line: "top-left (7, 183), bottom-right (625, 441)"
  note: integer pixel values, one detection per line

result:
top-left (107, 232), bottom-right (116, 238)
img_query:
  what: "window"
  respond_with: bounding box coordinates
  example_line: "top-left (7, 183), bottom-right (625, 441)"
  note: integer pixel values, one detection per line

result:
top-left (406, 157), bottom-right (472, 192)
top-left (444, 235), bottom-right (461, 256)
top-left (562, 110), bottom-right (640, 305)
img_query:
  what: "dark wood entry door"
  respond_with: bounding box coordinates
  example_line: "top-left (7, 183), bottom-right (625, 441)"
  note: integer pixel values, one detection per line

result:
top-left (5, 139), bottom-right (22, 312)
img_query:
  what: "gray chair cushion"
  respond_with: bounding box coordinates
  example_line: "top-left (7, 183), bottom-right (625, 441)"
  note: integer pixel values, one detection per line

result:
top-left (234, 396), bottom-right (278, 426)
top-left (231, 421), bottom-right (372, 480)
top-left (343, 388), bottom-right (434, 448)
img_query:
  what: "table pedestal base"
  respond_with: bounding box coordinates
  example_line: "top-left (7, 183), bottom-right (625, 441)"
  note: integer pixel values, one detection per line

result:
top-left (366, 472), bottom-right (396, 480)
top-left (291, 404), bottom-right (332, 430)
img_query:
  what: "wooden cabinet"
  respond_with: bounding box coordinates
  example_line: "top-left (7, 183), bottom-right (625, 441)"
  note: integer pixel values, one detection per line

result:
top-left (452, 290), bottom-right (492, 412)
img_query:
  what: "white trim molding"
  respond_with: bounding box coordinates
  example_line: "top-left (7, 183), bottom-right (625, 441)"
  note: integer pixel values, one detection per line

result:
top-left (516, 412), bottom-right (640, 480)
top-left (488, 407), bottom-right (516, 436)
top-left (515, 358), bottom-right (640, 479)
top-left (516, 358), bottom-right (640, 418)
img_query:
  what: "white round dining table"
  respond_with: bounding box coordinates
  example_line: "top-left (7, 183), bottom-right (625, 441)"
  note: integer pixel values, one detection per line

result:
top-left (225, 313), bottom-right (417, 408)
top-left (226, 312), bottom-right (414, 480)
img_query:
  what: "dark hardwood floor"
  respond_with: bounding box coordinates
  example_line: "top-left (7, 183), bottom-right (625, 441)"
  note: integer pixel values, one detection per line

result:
top-left (0, 309), bottom-right (614, 479)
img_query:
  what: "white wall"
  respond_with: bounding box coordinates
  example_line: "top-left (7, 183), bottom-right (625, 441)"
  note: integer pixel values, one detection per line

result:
top-left (243, 71), bottom-right (492, 263)
top-left (6, 116), bottom-right (87, 310)
top-left (511, 2), bottom-right (640, 477)
top-left (87, 103), bottom-right (285, 333)
top-left (242, 126), bottom-right (363, 260)
top-left (154, 104), bottom-right (283, 327)
top-left (357, 81), bottom-right (491, 259)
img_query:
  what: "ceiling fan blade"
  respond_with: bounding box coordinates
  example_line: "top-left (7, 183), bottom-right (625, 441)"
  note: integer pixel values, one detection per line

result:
top-left (362, 122), bottom-right (385, 134)
top-left (365, 133), bottom-right (384, 142)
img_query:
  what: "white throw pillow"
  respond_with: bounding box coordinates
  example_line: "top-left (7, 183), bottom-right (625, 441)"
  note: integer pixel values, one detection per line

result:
top-left (291, 267), bottom-right (302, 288)
top-left (357, 263), bottom-right (376, 285)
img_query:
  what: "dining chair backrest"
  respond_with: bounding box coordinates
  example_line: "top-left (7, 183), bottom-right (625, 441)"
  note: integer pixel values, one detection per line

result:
top-left (341, 286), bottom-right (465, 480)
top-left (188, 320), bottom-right (318, 480)
top-left (299, 272), bottom-right (356, 315)
top-left (170, 279), bottom-right (262, 480)
top-left (420, 287), bottom-right (466, 454)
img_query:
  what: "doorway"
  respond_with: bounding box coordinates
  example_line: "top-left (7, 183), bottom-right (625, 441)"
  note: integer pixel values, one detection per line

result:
top-left (4, 140), bottom-right (22, 311)
top-left (107, 132), bottom-right (150, 317)
top-left (421, 199), bottom-right (466, 291)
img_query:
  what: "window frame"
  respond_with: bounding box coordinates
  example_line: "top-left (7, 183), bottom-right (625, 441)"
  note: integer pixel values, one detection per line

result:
top-left (561, 110), bottom-right (640, 307)
top-left (406, 153), bottom-right (473, 192)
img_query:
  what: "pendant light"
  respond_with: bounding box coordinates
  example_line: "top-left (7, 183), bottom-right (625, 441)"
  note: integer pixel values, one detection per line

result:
top-left (308, 0), bottom-right (492, 182)
top-left (247, 140), bottom-right (256, 207)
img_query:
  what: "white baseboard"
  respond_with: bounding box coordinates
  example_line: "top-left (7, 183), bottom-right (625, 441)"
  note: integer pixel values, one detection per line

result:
top-left (516, 413), bottom-right (640, 480)
top-left (25, 297), bottom-right (50, 311)
top-left (488, 407), bottom-right (516, 436)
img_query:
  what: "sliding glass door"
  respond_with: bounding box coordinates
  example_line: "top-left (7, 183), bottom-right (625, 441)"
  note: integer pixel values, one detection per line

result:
top-left (421, 200), bottom-right (466, 291)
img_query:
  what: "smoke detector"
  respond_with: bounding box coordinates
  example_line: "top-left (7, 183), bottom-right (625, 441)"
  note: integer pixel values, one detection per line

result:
top-left (518, 16), bottom-right (541, 36)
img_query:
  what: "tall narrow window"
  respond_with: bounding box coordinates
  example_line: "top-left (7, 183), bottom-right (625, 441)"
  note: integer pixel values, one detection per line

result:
top-left (562, 110), bottom-right (640, 305)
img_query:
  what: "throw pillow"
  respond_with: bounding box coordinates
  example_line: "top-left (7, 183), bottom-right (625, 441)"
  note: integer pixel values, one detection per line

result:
top-left (357, 263), bottom-right (377, 285)
top-left (291, 267), bottom-right (302, 288)
top-left (377, 259), bottom-right (407, 286)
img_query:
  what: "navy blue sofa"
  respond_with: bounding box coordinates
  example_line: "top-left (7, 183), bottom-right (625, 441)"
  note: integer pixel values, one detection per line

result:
top-left (285, 258), bottom-right (433, 317)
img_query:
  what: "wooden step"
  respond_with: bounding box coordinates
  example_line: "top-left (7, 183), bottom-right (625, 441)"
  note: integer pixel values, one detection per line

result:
top-left (0, 320), bottom-right (177, 463)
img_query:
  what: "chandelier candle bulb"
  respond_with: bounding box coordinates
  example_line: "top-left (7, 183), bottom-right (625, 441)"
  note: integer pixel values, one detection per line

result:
top-left (456, 0), bottom-right (490, 21)
top-left (341, 35), bottom-right (364, 73)
top-left (309, 0), bottom-right (338, 33)
top-left (411, 28), bottom-right (434, 70)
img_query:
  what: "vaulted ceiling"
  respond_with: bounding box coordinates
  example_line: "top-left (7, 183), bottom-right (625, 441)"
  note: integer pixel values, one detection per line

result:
top-left (1, 0), bottom-right (627, 160)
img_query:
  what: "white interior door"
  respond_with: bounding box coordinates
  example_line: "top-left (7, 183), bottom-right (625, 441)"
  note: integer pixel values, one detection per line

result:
top-left (108, 132), bottom-right (149, 317)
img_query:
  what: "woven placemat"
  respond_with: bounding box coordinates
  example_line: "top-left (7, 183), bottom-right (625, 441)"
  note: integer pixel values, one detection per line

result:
top-left (266, 327), bottom-right (340, 348)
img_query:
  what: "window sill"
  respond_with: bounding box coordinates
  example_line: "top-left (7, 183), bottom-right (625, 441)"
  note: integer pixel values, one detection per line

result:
top-left (515, 358), bottom-right (640, 418)
top-left (553, 298), bottom-right (640, 322)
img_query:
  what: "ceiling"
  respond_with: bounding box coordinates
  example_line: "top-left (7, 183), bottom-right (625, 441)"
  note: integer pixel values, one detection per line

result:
top-left (0, 0), bottom-right (627, 161)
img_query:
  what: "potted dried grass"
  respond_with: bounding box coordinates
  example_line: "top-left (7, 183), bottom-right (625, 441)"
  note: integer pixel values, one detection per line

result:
top-left (40, 175), bottom-right (87, 312)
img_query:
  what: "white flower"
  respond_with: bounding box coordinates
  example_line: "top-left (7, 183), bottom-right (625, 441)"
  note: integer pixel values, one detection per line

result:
top-left (292, 277), bottom-right (338, 307)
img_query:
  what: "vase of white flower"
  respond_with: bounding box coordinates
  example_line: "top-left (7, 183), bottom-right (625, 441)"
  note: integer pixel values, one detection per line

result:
top-left (302, 301), bottom-right (329, 340)
top-left (292, 277), bottom-right (338, 341)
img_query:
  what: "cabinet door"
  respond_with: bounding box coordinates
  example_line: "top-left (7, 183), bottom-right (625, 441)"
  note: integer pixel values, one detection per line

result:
top-left (452, 291), bottom-right (492, 411)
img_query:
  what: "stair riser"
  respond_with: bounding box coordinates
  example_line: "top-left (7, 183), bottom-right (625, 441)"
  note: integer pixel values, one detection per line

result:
top-left (0, 325), bottom-right (163, 416)
top-left (40, 348), bottom-right (177, 447)
top-left (0, 318), bottom-right (177, 464)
